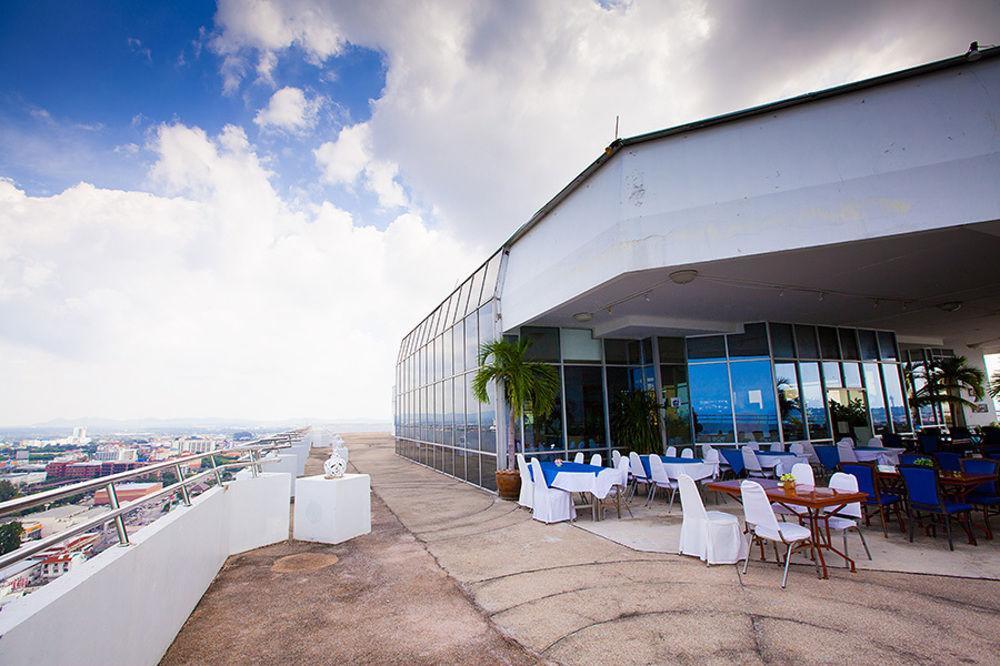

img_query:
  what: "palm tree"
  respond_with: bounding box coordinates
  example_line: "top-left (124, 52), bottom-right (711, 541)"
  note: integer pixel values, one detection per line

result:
top-left (909, 356), bottom-right (986, 424)
top-left (990, 369), bottom-right (1000, 401)
top-left (609, 389), bottom-right (662, 455)
top-left (472, 338), bottom-right (560, 470)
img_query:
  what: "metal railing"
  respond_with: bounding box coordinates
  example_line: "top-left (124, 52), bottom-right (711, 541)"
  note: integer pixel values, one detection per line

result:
top-left (0, 428), bottom-right (309, 569)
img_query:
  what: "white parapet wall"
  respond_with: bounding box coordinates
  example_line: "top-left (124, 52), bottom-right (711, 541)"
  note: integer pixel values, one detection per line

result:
top-left (0, 472), bottom-right (291, 666)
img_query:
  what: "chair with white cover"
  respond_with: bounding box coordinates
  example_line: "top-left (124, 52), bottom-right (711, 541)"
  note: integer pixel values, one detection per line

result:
top-left (837, 437), bottom-right (856, 448)
top-left (824, 472), bottom-right (871, 563)
top-left (628, 451), bottom-right (649, 499)
top-left (590, 453), bottom-right (603, 467)
top-left (773, 462), bottom-right (813, 519)
top-left (740, 480), bottom-right (817, 588)
top-left (742, 446), bottom-right (773, 478)
top-left (680, 448), bottom-right (694, 459)
top-left (788, 442), bottom-right (806, 456)
top-left (665, 446), bottom-right (677, 457)
top-left (515, 453), bottom-right (533, 509)
top-left (867, 437), bottom-right (883, 448)
top-left (746, 442), bottom-right (761, 451)
top-left (837, 441), bottom-right (859, 464)
top-left (530, 459), bottom-right (575, 524)
top-left (678, 474), bottom-right (748, 565)
top-left (612, 450), bottom-right (621, 468)
top-left (599, 456), bottom-right (633, 519)
top-left (646, 455), bottom-right (680, 511)
top-left (769, 441), bottom-right (786, 453)
top-left (573, 452), bottom-right (585, 464)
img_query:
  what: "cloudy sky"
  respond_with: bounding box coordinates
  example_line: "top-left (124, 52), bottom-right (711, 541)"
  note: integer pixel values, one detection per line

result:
top-left (1, 1), bottom-right (998, 425)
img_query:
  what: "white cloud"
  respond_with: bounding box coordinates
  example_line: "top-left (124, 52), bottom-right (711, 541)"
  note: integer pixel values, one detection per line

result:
top-left (214, 0), bottom-right (1000, 246)
top-left (253, 86), bottom-right (323, 132)
top-left (314, 122), bottom-right (408, 209)
top-left (0, 124), bottom-right (478, 423)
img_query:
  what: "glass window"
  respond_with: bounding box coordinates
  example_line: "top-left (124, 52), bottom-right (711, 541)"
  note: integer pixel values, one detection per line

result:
top-left (464, 313), bottom-right (478, 370)
top-left (626, 340), bottom-right (643, 365)
top-left (443, 378), bottom-right (453, 447)
top-left (453, 320), bottom-right (465, 374)
top-left (858, 330), bottom-right (880, 360)
top-left (882, 364), bottom-right (908, 433)
top-left (800, 362), bottom-right (830, 440)
top-left (455, 280), bottom-right (471, 325)
top-left (560, 329), bottom-right (602, 363)
top-left (442, 329), bottom-right (453, 379)
top-left (640, 339), bottom-right (653, 364)
top-left (769, 323), bottom-right (796, 358)
top-left (480, 380), bottom-right (497, 452)
top-left (794, 325), bottom-right (819, 359)
top-left (822, 362), bottom-right (842, 388)
top-left (605, 366), bottom-right (630, 401)
top-left (689, 363), bottom-right (734, 443)
top-left (657, 337), bottom-right (685, 364)
top-left (877, 331), bottom-right (898, 361)
top-left (464, 371), bottom-right (479, 450)
top-left (478, 303), bottom-right (495, 346)
top-left (479, 253), bottom-right (502, 306)
top-left (467, 453), bottom-right (481, 486)
top-left (843, 362), bottom-right (863, 388)
top-left (660, 365), bottom-right (691, 447)
top-left (817, 327), bottom-right (840, 359)
top-left (727, 323), bottom-right (769, 358)
top-left (687, 336), bottom-right (727, 363)
top-left (864, 362), bottom-right (888, 434)
top-left (521, 327), bottom-right (559, 362)
top-left (730, 360), bottom-right (779, 442)
top-left (468, 268), bottom-right (485, 313)
top-left (775, 362), bottom-right (805, 441)
top-left (563, 366), bottom-right (607, 449)
top-left (523, 367), bottom-right (563, 454)
top-left (839, 328), bottom-right (860, 360)
top-left (480, 455), bottom-right (497, 491)
top-left (453, 374), bottom-right (465, 447)
top-left (603, 339), bottom-right (630, 364)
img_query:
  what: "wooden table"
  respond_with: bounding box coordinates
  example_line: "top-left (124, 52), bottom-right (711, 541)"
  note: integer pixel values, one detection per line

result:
top-left (704, 479), bottom-right (868, 579)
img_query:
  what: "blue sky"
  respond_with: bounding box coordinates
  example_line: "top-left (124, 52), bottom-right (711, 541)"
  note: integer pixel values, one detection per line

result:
top-left (0, 1), bottom-right (387, 212)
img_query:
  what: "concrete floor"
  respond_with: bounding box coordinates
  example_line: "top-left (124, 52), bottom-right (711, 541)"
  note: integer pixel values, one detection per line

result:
top-left (165, 434), bottom-right (1000, 665)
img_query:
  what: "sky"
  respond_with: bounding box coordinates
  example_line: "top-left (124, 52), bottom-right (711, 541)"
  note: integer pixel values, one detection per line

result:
top-left (1, 1), bottom-right (998, 425)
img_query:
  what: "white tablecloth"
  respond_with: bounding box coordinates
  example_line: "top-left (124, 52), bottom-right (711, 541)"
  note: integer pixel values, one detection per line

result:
top-left (550, 468), bottom-right (619, 499)
top-left (756, 453), bottom-right (809, 474)
top-left (662, 461), bottom-right (716, 482)
top-left (854, 448), bottom-right (903, 465)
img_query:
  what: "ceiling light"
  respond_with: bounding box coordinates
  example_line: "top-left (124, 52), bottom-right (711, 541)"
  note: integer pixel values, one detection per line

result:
top-left (938, 301), bottom-right (963, 313)
top-left (669, 269), bottom-right (698, 285)
top-left (572, 312), bottom-right (593, 323)
top-left (606, 305), bottom-right (614, 314)
top-left (818, 292), bottom-right (825, 302)
top-left (967, 41), bottom-right (982, 61)
top-left (643, 292), bottom-right (652, 302)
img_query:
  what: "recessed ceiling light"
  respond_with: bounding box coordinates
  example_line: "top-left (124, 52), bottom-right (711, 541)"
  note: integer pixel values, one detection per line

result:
top-left (572, 312), bottom-right (593, 323)
top-left (669, 269), bottom-right (698, 285)
top-left (937, 301), bottom-right (963, 313)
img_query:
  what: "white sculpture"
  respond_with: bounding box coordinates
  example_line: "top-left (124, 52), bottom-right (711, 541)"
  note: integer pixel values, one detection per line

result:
top-left (324, 450), bottom-right (347, 479)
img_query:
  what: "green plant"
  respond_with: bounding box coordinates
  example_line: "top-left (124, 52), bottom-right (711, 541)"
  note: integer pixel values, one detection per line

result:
top-left (913, 457), bottom-right (934, 468)
top-left (830, 397), bottom-right (869, 427)
top-left (909, 356), bottom-right (986, 417)
top-left (610, 389), bottom-right (663, 455)
top-left (0, 480), bottom-right (18, 503)
top-left (779, 473), bottom-right (796, 483)
top-left (472, 338), bottom-right (560, 470)
top-left (0, 521), bottom-right (24, 555)
top-left (990, 369), bottom-right (1000, 401)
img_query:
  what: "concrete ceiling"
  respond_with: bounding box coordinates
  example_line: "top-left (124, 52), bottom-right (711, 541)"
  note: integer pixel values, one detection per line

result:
top-left (524, 220), bottom-right (1000, 354)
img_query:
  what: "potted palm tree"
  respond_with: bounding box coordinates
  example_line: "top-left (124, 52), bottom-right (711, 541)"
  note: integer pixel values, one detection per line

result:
top-left (472, 338), bottom-right (560, 500)
top-left (609, 389), bottom-right (663, 455)
top-left (908, 356), bottom-right (986, 425)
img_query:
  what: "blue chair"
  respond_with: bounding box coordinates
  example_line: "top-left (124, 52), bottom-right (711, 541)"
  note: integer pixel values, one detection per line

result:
top-left (840, 461), bottom-right (904, 537)
top-left (815, 445), bottom-right (840, 474)
top-left (898, 465), bottom-right (977, 551)
top-left (934, 452), bottom-right (961, 472)
top-left (918, 432), bottom-right (940, 454)
top-left (961, 458), bottom-right (999, 539)
top-left (900, 453), bottom-right (928, 466)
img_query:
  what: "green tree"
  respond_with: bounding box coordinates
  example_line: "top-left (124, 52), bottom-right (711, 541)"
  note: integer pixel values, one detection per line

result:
top-left (0, 521), bottom-right (24, 555)
top-left (909, 356), bottom-right (986, 424)
top-left (472, 338), bottom-right (560, 469)
top-left (609, 389), bottom-right (663, 455)
top-left (0, 479), bottom-right (18, 503)
top-left (990, 369), bottom-right (1000, 401)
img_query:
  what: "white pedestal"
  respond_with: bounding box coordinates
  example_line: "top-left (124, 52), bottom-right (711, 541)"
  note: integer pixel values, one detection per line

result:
top-left (260, 454), bottom-right (298, 498)
top-left (226, 472), bottom-right (291, 554)
top-left (289, 444), bottom-right (309, 476)
top-left (293, 474), bottom-right (371, 544)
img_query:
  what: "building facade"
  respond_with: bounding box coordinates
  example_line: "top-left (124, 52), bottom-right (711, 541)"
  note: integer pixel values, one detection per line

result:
top-left (394, 48), bottom-right (1000, 490)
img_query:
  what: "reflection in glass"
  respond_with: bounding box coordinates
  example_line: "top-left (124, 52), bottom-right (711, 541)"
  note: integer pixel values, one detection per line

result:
top-left (770, 323), bottom-right (796, 359)
top-left (818, 327), bottom-right (840, 359)
top-left (839, 329), bottom-right (860, 360)
top-left (524, 367), bottom-right (563, 454)
top-left (730, 360), bottom-right (778, 442)
top-left (687, 336), bottom-right (727, 363)
top-left (522, 327), bottom-right (560, 362)
top-left (864, 362), bottom-right (888, 434)
top-left (443, 378), bottom-right (453, 446)
top-left (799, 362), bottom-right (830, 440)
top-left (877, 331), bottom-right (898, 361)
top-left (478, 302), bottom-right (495, 347)
top-left (794, 325), bottom-right (819, 359)
top-left (822, 362), bottom-right (842, 388)
top-left (480, 455), bottom-right (497, 491)
top-left (657, 337), bottom-right (685, 364)
top-left (858, 330), bottom-right (880, 360)
top-left (775, 362), bottom-right (805, 441)
top-left (660, 365), bottom-right (691, 447)
top-left (689, 363), bottom-right (734, 443)
top-left (465, 372), bottom-right (479, 450)
top-left (564, 366), bottom-right (606, 449)
top-left (560, 329), bottom-right (602, 363)
top-left (480, 380), bottom-right (497, 452)
top-left (882, 364), bottom-right (909, 433)
top-left (464, 313), bottom-right (478, 369)
top-left (728, 323), bottom-right (769, 358)
top-left (603, 339), bottom-right (630, 364)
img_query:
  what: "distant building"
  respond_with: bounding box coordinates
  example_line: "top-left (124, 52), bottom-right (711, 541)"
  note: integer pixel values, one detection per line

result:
top-left (45, 460), bottom-right (143, 480)
top-left (35, 534), bottom-right (98, 581)
top-left (93, 482), bottom-right (163, 506)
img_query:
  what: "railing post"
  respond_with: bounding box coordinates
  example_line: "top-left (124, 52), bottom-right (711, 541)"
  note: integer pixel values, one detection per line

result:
top-left (105, 482), bottom-right (130, 547)
top-left (249, 449), bottom-right (260, 478)
top-left (209, 454), bottom-right (224, 486)
top-left (175, 464), bottom-right (192, 506)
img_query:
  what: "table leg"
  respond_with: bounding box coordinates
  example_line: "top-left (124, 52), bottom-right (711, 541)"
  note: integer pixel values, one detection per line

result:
top-left (807, 508), bottom-right (829, 579)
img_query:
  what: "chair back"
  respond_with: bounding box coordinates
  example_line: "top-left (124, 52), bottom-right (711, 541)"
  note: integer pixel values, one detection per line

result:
top-left (839, 462), bottom-right (878, 500)
top-left (900, 453), bottom-right (925, 466)
top-left (918, 432), bottom-right (940, 454)
top-left (648, 455), bottom-right (670, 484)
top-left (629, 452), bottom-right (648, 480)
top-left (612, 450), bottom-right (621, 468)
top-left (899, 464), bottom-right (942, 507)
top-left (867, 437), bottom-right (884, 448)
top-left (934, 452), bottom-right (960, 472)
top-left (741, 446), bottom-right (762, 472)
top-left (573, 452), bottom-right (584, 464)
top-left (529, 459), bottom-right (549, 498)
top-left (740, 480), bottom-right (779, 532)
top-left (702, 448), bottom-right (721, 478)
top-left (815, 445), bottom-right (839, 471)
top-left (790, 462), bottom-right (815, 486)
top-left (680, 448), bottom-right (694, 459)
top-left (590, 453), bottom-right (603, 467)
top-left (789, 442), bottom-right (805, 456)
top-left (960, 458), bottom-right (998, 496)
top-left (665, 446), bottom-right (677, 457)
top-left (678, 474), bottom-right (707, 521)
top-left (827, 472), bottom-right (862, 518)
top-left (516, 453), bottom-right (531, 482)
top-left (769, 441), bottom-right (786, 453)
top-left (615, 455), bottom-right (631, 487)
top-left (837, 437), bottom-right (855, 448)
top-left (746, 442), bottom-right (761, 451)
top-left (837, 441), bottom-right (859, 463)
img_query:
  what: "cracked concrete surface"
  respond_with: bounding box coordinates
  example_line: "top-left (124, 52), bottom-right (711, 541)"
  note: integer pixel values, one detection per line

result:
top-left (165, 434), bottom-right (1000, 665)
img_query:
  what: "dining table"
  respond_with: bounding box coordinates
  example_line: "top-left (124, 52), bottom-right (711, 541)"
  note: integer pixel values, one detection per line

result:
top-left (527, 461), bottom-right (619, 521)
top-left (854, 446), bottom-right (904, 465)
top-left (755, 450), bottom-right (809, 474)
top-left (638, 454), bottom-right (716, 482)
top-left (704, 478), bottom-right (869, 579)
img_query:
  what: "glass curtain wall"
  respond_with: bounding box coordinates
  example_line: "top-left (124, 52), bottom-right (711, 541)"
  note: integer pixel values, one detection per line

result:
top-left (394, 251), bottom-right (502, 491)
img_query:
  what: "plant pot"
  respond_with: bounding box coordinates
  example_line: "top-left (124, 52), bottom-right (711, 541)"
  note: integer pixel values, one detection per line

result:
top-left (782, 481), bottom-right (796, 494)
top-left (496, 469), bottom-right (521, 501)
